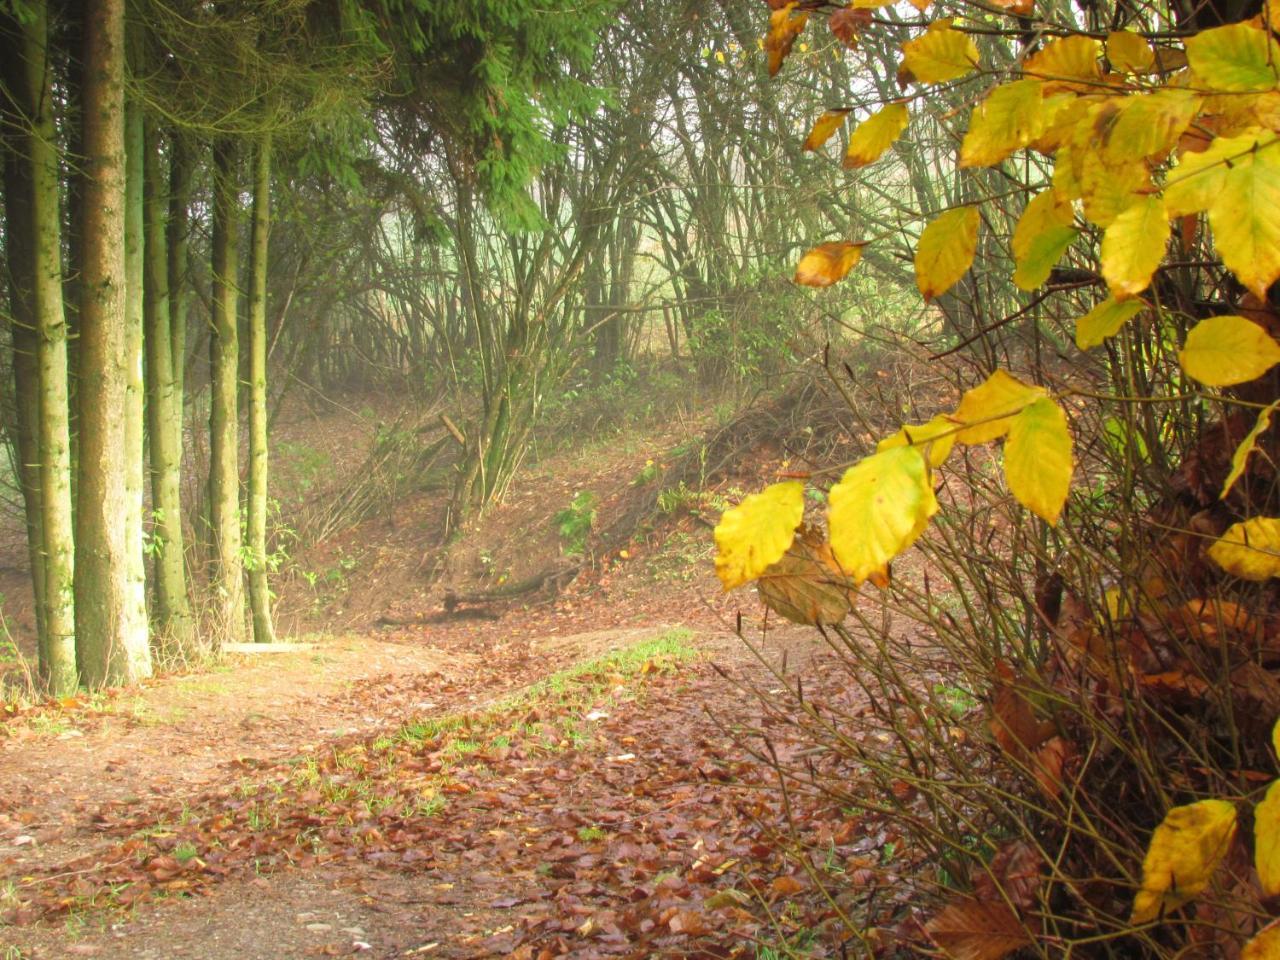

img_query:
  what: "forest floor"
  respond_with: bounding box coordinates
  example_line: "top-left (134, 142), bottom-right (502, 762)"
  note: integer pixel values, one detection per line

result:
top-left (0, 388), bottom-right (924, 959)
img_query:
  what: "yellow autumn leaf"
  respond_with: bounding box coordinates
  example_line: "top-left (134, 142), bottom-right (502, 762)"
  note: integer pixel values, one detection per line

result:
top-left (1243, 922), bottom-right (1280, 960)
top-left (802, 109), bottom-right (850, 151)
top-left (1208, 517), bottom-right (1280, 580)
top-left (1178, 315), bottom-right (1280, 386)
top-left (849, 0), bottom-right (895, 6)
top-left (1130, 799), bottom-right (1238, 924)
top-left (877, 414), bottom-right (957, 468)
top-left (958, 79), bottom-right (1045, 168)
top-left (1107, 29), bottom-right (1155, 74)
top-left (1004, 397), bottom-right (1073, 525)
top-left (952, 369), bottom-right (1047, 445)
top-left (1256, 780), bottom-right (1280, 897)
top-left (901, 19), bottom-right (979, 85)
top-left (713, 481), bottom-right (805, 590)
top-left (1211, 139), bottom-right (1280, 298)
top-left (1222, 399), bottom-right (1279, 497)
top-left (794, 242), bottom-right (866, 287)
top-left (1274, 716), bottom-right (1280, 762)
top-left (1082, 157), bottom-right (1152, 228)
top-left (1032, 93), bottom-right (1095, 154)
top-left (827, 446), bottom-right (938, 585)
top-left (1023, 35), bottom-right (1102, 90)
top-left (1164, 129), bottom-right (1274, 217)
top-left (1012, 190), bottom-right (1078, 290)
top-left (1075, 296), bottom-right (1146, 350)
top-left (1100, 196), bottom-right (1169, 298)
top-left (843, 103), bottom-right (910, 169)
top-left (1186, 21), bottom-right (1280, 93)
top-left (915, 206), bottom-right (979, 301)
top-left (1098, 91), bottom-right (1202, 166)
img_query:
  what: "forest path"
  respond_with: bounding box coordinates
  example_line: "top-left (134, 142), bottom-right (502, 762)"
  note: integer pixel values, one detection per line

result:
top-left (1, 601), bottom-right (857, 960)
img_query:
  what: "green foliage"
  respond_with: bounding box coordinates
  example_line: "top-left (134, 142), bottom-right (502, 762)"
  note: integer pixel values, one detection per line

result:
top-left (554, 491), bottom-right (598, 556)
top-left (374, 0), bottom-right (615, 229)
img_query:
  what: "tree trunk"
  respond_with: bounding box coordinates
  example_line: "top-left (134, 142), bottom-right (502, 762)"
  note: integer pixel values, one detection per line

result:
top-left (0, 57), bottom-right (49, 674)
top-left (247, 136), bottom-right (276, 644)
top-left (208, 141), bottom-right (246, 645)
top-left (167, 135), bottom-right (191, 458)
top-left (144, 120), bottom-right (194, 653)
top-left (76, 0), bottom-right (151, 686)
top-left (23, 0), bottom-right (77, 693)
top-left (122, 85), bottom-right (149, 664)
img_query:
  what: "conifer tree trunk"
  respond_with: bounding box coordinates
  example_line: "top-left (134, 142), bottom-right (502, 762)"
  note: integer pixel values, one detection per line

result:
top-left (122, 88), bottom-right (149, 662)
top-left (247, 137), bottom-right (277, 644)
top-left (143, 121), bottom-right (193, 652)
top-left (22, 0), bottom-right (76, 692)
top-left (209, 141), bottom-right (246, 644)
top-left (76, 0), bottom-right (151, 686)
top-left (1, 115), bottom-right (49, 671)
top-left (167, 137), bottom-right (191, 466)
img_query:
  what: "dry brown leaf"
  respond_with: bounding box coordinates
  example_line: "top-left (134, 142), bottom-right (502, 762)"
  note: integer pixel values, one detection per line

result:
top-left (1033, 736), bottom-right (1073, 801)
top-left (972, 841), bottom-right (1044, 911)
top-left (989, 664), bottom-right (1055, 762)
top-left (829, 7), bottom-right (871, 48)
top-left (925, 897), bottom-right (1032, 960)
top-left (757, 524), bottom-right (856, 625)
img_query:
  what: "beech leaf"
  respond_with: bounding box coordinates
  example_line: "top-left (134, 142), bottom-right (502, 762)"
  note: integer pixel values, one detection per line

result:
top-left (901, 19), bottom-right (979, 84)
top-left (1256, 780), bottom-right (1280, 897)
top-left (1131, 799), bottom-right (1237, 924)
top-left (1100, 196), bottom-right (1169, 298)
top-left (915, 206), bottom-right (980, 301)
top-left (1075, 296), bottom-right (1145, 350)
top-left (925, 898), bottom-right (1031, 960)
top-left (713, 481), bottom-right (805, 590)
top-left (1185, 22), bottom-right (1280, 92)
top-left (828, 446), bottom-right (937, 585)
top-left (1178, 315), bottom-right (1280, 387)
top-left (951, 370), bottom-right (1046, 446)
top-left (877, 414), bottom-right (957, 468)
top-left (794, 241), bottom-right (865, 287)
top-left (843, 103), bottom-right (909, 169)
top-left (1208, 517), bottom-right (1280, 581)
top-left (1222, 399), bottom-right (1279, 498)
top-left (958, 80), bottom-right (1045, 168)
top-left (802, 109), bottom-right (850, 151)
top-left (1004, 397), bottom-right (1073, 525)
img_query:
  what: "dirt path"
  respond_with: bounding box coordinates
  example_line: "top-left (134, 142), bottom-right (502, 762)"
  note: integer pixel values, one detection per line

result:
top-left (1, 588), bottom-right (874, 960)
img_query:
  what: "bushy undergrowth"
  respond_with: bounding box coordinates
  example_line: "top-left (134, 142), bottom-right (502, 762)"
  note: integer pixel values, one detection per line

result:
top-left (736, 326), bottom-right (1280, 957)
